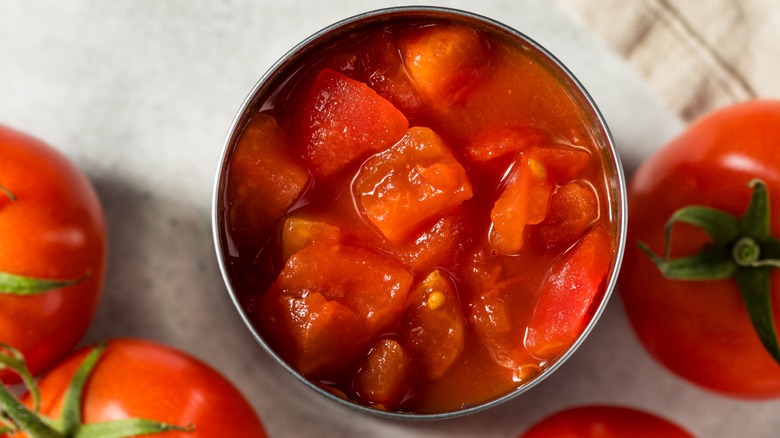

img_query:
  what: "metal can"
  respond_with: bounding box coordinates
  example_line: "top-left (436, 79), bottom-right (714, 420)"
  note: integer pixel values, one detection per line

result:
top-left (212, 6), bottom-right (627, 420)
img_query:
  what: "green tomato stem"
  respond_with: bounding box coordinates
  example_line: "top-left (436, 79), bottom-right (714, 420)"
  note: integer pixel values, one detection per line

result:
top-left (0, 343), bottom-right (41, 412)
top-left (0, 184), bottom-right (16, 202)
top-left (639, 179), bottom-right (780, 365)
top-left (61, 345), bottom-right (107, 435)
top-left (0, 384), bottom-right (63, 438)
top-left (0, 271), bottom-right (89, 295)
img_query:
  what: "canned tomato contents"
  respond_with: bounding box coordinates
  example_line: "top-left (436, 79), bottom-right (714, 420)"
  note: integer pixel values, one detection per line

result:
top-left (215, 8), bottom-right (623, 417)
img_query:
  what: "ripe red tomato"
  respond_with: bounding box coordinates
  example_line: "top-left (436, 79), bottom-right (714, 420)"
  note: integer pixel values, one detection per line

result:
top-left (519, 406), bottom-right (693, 438)
top-left (16, 339), bottom-right (267, 437)
top-left (0, 125), bottom-right (106, 380)
top-left (620, 100), bottom-right (780, 397)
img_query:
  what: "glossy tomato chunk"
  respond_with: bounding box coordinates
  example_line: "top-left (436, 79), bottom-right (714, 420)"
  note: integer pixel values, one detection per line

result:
top-left (525, 226), bottom-right (613, 359)
top-left (400, 24), bottom-right (490, 104)
top-left (300, 68), bottom-right (408, 177)
top-left (227, 114), bottom-right (310, 246)
top-left (528, 145), bottom-right (591, 184)
top-left (281, 216), bottom-right (342, 260)
top-left (401, 270), bottom-right (465, 381)
top-left (490, 154), bottom-right (553, 254)
top-left (540, 182), bottom-right (599, 248)
top-left (260, 242), bottom-right (413, 377)
top-left (465, 125), bottom-right (547, 164)
top-left (391, 212), bottom-right (467, 273)
top-left (359, 31), bottom-right (422, 116)
top-left (355, 127), bottom-right (472, 243)
top-left (353, 338), bottom-right (410, 407)
top-left (462, 245), bottom-right (539, 377)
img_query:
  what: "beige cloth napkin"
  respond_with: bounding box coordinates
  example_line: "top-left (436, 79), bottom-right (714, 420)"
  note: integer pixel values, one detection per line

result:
top-left (558, 0), bottom-right (780, 121)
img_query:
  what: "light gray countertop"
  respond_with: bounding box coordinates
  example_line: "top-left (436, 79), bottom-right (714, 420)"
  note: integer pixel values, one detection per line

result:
top-left (2, 1), bottom-right (777, 437)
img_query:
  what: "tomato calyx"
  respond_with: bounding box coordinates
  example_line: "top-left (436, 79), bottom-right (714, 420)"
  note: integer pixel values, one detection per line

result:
top-left (0, 271), bottom-right (90, 296)
top-left (0, 344), bottom-right (194, 438)
top-left (639, 179), bottom-right (780, 365)
top-left (0, 184), bottom-right (16, 202)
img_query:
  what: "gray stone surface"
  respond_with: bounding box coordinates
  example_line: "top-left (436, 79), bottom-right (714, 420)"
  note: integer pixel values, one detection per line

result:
top-left (1, 1), bottom-right (776, 437)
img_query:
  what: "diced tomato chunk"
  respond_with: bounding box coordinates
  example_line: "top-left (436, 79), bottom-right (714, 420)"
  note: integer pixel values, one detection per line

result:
top-left (540, 183), bottom-right (598, 248)
top-left (300, 68), bottom-right (408, 177)
top-left (527, 145), bottom-right (591, 184)
top-left (489, 154), bottom-right (553, 254)
top-left (359, 31), bottom-right (422, 115)
top-left (227, 114), bottom-right (309, 246)
top-left (401, 270), bottom-right (465, 381)
top-left (259, 242), bottom-right (413, 377)
top-left (462, 245), bottom-right (537, 374)
top-left (465, 125), bottom-right (547, 164)
top-left (353, 338), bottom-right (410, 406)
top-left (281, 216), bottom-right (342, 260)
top-left (400, 24), bottom-right (490, 104)
top-left (355, 127), bottom-right (473, 243)
top-left (391, 212), bottom-right (466, 273)
top-left (525, 226), bottom-right (614, 360)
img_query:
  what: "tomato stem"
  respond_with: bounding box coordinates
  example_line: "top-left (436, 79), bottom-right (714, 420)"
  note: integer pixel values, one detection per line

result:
top-left (639, 179), bottom-right (780, 366)
top-left (0, 343), bottom-right (41, 412)
top-left (0, 184), bottom-right (16, 202)
top-left (0, 384), bottom-right (63, 438)
top-left (0, 270), bottom-right (89, 295)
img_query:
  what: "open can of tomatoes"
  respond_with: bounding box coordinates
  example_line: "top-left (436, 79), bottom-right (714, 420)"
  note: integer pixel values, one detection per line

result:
top-left (212, 6), bottom-right (627, 419)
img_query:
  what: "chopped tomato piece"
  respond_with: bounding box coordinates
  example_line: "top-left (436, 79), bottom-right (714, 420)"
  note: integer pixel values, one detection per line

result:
top-left (391, 212), bottom-right (466, 273)
top-left (401, 270), bottom-right (465, 381)
top-left (281, 216), bottom-right (342, 260)
top-left (465, 125), bottom-right (547, 164)
top-left (353, 338), bottom-right (410, 406)
top-left (400, 24), bottom-right (490, 104)
top-left (259, 242), bottom-right (413, 377)
top-left (300, 68), bottom-right (409, 177)
top-left (489, 154), bottom-right (553, 254)
top-left (525, 226), bottom-right (614, 360)
top-left (540, 182), bottom-right (599, 248)
top-left (227, 114), bottom-right (310, 246)
top-left (358, 31), bottom-right (422, 115)
top-left (355, 127), bottom-right (473, 243)
top-left (527, 145), bottom-right (591, 184)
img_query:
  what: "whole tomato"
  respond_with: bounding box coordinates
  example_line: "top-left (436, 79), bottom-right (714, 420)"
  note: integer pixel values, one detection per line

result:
top-left (0, 125), bottom-right (106, 380)
top-left (519, 405), bottom-right (693, 438)
top-left (620, 100), bottom-right (780, 397)
top-left (7, 338), bottom-right (267, 437)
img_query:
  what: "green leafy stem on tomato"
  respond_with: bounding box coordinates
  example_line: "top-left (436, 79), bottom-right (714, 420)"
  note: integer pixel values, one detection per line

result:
top-left (640, 179), bottom-right (780, 365)
top-left (0, 344), bottom-right (193, 437)
top-left (0, 185), bottom-right (88, 296)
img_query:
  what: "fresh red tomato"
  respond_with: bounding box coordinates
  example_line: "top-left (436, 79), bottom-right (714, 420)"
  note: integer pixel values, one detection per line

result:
top-left (620, 100), bottom-right (780, 397)
top-left (519, 406), bottom-right (693, 438)
top-left (0, 125), bottom-right (106, 381)
top-left (12, 339), bottom-right (267, 437)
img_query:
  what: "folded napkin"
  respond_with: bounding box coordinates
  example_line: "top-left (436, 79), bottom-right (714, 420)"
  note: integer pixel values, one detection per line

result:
top-left (558, 0), bottom-right (779, 121)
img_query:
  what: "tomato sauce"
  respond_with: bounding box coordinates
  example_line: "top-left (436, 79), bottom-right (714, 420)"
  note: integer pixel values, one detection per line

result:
top-left (220, 18), bottom-right (616, 414)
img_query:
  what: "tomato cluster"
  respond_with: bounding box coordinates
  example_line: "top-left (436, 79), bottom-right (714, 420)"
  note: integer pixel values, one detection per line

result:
top-left (0, 126), bottom-right (267, 437)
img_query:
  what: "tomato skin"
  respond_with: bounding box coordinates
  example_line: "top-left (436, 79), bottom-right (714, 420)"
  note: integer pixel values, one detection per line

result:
top-left (519, 406), bottom-right (693, 438)
top-left (0, 125), bottom-right (106, 380)
top-left (18, 339), bottom-right (267, 438)
top-left (620, 100), bottom-right (780, 398)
